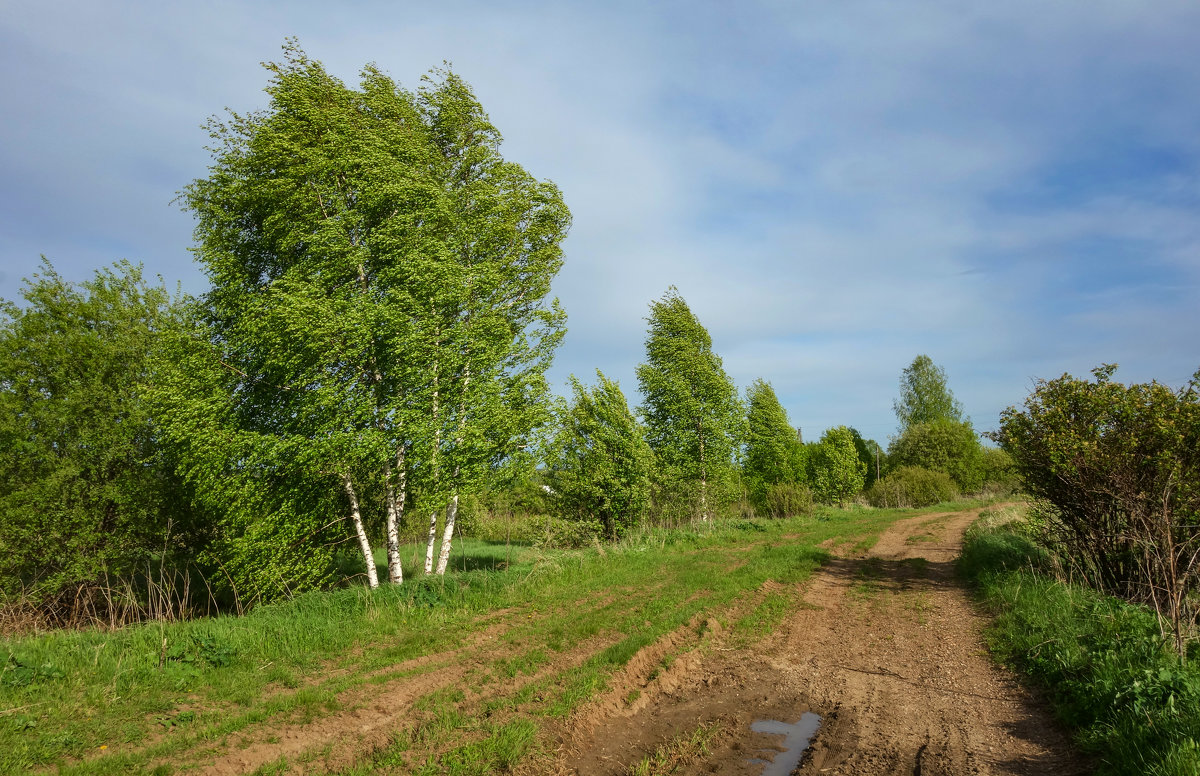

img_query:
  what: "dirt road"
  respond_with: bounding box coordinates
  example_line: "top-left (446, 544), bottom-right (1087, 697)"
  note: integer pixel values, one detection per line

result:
top-left (563, 507), bottom-right (1088, 775)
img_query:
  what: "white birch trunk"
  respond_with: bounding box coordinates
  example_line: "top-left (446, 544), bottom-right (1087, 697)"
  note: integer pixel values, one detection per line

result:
top-left (435, 492), bottom-right (459, 575)
top-left (383, 449), bottom-right (405, 585)
top-left (424, 319), bottom-right (442, 575)
top-left (342, 474), bottom-right (379, 588)
top-left (698, 428), bottom-right (709, 522)
top-left (437, 353), bottom-right (471, 575)
top-left (424, 509), bottom-right (438, 574)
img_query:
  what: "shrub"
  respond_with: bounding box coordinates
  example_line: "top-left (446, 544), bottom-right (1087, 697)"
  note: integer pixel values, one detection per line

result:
top-left (996, 364), bottom-right (1200, 656)
top-left (978, 446), bottom-right (1020, 497)
top-left (887, 418), bottom-right (984, 492)
top-left (761, 482), bottom-right (813, 518)
top-left (866, 466), bottom-right (958, 508)
top-left (810, 426), bottom-right (867, 506)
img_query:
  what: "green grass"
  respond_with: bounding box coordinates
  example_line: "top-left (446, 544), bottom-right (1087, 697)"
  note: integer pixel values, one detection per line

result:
top-left (961, 512), bottom-right (1200, 776)
top-left (1, 501), bottom-right (974, 775)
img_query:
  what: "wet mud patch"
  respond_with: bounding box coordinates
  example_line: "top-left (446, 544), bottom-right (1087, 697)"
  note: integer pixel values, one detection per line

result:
top-left (563, 653), bottom-right (823, 775)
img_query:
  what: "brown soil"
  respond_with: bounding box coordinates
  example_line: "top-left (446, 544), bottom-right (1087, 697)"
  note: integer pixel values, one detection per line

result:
top-left (559, 507), bottom-right (1090, 776)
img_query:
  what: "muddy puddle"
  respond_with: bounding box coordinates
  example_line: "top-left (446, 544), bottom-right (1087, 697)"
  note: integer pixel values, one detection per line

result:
top-left (746, 712), bottom-right (821, 775)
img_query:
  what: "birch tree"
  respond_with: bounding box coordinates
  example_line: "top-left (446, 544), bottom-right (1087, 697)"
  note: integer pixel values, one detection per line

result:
top-left (416, 70), bottom-right (569, 575)
top-left (811, 426), bottom-right (867, 507)
top-left (546, 371), bottom-right (653, 541)
top-left (637, 289), bottom-right (743, 521)
top-left (893, 354), bottom-right (964, 433)
top-left (168, 43), bottom-right (568, 588)
top-left (743, 379), bottom-right (806, 512)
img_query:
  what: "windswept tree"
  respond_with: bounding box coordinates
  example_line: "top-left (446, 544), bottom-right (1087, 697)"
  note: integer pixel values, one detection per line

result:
top-left (163, 43), bottom-right (568, 595)
top-left (637, 289), bottom-right (743, 521)
top-left (743, 379), bottom-right (806, 512)
top-left (545, 371), bottom-right (652, 541)
top-left (893, 355), bottom-right (964, 433)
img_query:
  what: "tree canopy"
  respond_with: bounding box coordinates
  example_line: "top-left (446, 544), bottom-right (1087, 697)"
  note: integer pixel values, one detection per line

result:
top-left (811, 426), bottom-right (866, 506)
top-left (546, 371), bottom-right (652, 541)
top-left (161, 43), bottom-right (569, 595)
top-left (743, 379), bottom-right (806, 511)
top-left (637, 289), bottom-right (743, 520)
top-left (0, 260), bottom-right (199, 613)
top-left (887, 418), bottom-right (983, 492)
top-left (893, 355), bottom-right (964, 432)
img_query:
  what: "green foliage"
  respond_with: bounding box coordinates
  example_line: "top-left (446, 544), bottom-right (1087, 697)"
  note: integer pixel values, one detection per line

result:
top-left (848, 427), bottom-right (882, 488)
top-left (979, 446), bottom-right (1019, 496)
top-left (893, 354), bottom-right (964, 432)
top-left (887, 418), bottom-right (984, 492)
top-left (637, 289), bottom-right (744, 519)
top-left (742, 379), bottom-right (806, 512)
top-left (996, 364), bottom-right (1200, 655)
top-left (866, 466), bottom-right (958, 508)
top-left (546, 371), bottom-right (653, 541)
top-left (160, 42), bottom-right (569, 595)
top-left (811, 426), bottom-right (866, 506)
top-left (0, 260), bottom-right (201, 614)
top-left (760, 482), bottom-right (813, 518)
top-left (963, 519), bottom-right (1200, 775)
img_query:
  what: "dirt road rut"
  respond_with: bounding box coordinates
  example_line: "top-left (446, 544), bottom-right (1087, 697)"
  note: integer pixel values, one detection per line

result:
top-left (562, 507), bottom-right (1088, 776)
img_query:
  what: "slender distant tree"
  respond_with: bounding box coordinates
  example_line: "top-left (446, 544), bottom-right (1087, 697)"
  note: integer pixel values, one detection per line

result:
top-left (0, 260), bottom-right (200, 614)
top-left (893, 355), bottom-right (964, 433)
top-left (811, 426), bottom-right (867, 507)
top-left (743, 379), bottom-right (806, 511)
top-left (164, 42), bottom-right (568, 596)
top-left (546, 371), bottom-right (652, 541)
top-left (637, 289), bottom-right (744, 521)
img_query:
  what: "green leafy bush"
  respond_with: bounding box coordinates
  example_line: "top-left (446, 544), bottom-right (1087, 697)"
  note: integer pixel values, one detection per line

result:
top-left (866, 466), bottom-right (958, 508)
top-left (887, 418), bottom-right (984, 492)
top-left (996, 364), bottom-right (1200, 655)
top-left (810, 426), bottom-right (867, 506)
top-left (978, 446), bottom-right (1020, 496)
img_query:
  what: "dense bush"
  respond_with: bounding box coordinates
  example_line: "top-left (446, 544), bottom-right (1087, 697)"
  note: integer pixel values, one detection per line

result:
top-left (978, 446), bottom-right (1020, 496)
top-left (887, 418), bottom-right (984, 492)
top-left (0, 261), bottom-right (205, 622)
top-left (810, 426), bottom-right (867, 506)
top-left (761, 482), bottom-right (813, 518)
top-left (963, 517), bottom-right (1200, 775)
top-left (743, 379), bottom-right (806, 511)
top-left (545, 372), bottom-right (653, 541)
top-left (866, 466), bottom-right (958, 508)
top-left (996, 364), bottom-right (1200, 655)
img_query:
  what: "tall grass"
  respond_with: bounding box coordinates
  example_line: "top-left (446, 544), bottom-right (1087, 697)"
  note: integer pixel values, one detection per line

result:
top-left (961, 511), bottom-right (1200, 775)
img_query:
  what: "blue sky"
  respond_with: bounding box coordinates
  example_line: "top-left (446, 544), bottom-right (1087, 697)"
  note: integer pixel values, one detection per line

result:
top-left (3, 0), bottom-right (1198, 442)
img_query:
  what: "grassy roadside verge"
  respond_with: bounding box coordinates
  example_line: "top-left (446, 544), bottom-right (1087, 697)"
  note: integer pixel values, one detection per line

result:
top-left (960, 507), bottom-right (1200, 775)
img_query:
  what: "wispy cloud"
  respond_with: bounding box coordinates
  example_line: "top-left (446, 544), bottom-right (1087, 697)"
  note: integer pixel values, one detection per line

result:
top-left (2, 0), bottom-right (1197, 441)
